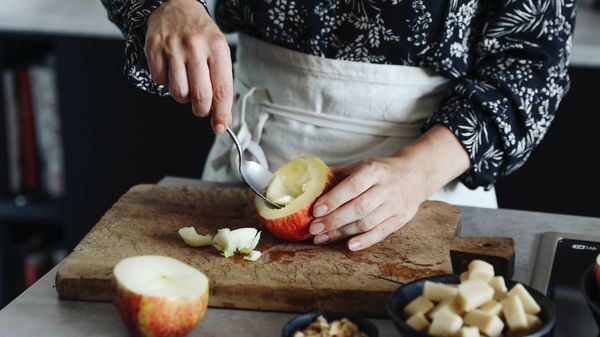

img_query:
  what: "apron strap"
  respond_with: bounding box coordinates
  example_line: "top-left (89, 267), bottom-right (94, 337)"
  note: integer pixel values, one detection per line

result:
top-left (213, 80), bottom-right (424, 174)
top-left (261, 103), bottom-right (423, 138)
top-left (211, 85), bottom-right (272, 174)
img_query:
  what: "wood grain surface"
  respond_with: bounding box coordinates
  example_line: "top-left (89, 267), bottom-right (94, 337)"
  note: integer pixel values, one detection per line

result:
top-left (56, 184), bottom-right (515, 317)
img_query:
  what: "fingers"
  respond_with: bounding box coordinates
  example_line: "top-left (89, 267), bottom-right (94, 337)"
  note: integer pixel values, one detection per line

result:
top-left (313, 202), bottom-right (393, 245)
top-left (143, 0), bottom-right (233, 132)
top-left (310, 185), bottom-right (388, 235)
top-left (145, 36), bottom-right (168, 85)
top-left (187, 56), bottom-right (213, 118)
top-left (168, 54), bottom-right (190, 104)
top-left (313, 163), bottom-right (379, 218)
top-left (347, 216), bottom-right (401, 251)
top-left (208, 37), bottom-right (233, 133)
top-left (330, 162), bottom-right (358, 181)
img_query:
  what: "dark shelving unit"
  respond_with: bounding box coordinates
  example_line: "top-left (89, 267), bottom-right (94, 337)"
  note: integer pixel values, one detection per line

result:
top-left (0, 199), bottom-right (63, 225)
top-left (0, 32), bottom-right (218, 308)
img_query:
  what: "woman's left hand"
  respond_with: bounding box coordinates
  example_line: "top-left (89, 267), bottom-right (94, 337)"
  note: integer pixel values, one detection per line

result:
top-left (309, 157), bottom-right (428, 251)
top-left (309, 125), bottom-right (471, 251)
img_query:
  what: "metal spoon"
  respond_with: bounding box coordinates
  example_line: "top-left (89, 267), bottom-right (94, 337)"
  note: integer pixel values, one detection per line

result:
top-left (226, 128), bottom-right (284, 209)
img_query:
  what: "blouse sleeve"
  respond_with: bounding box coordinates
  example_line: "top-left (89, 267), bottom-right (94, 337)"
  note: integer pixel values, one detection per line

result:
top-left (100, 0), bottom-right (207, 96)
top-left (423, 1), bottom-right (576, 190)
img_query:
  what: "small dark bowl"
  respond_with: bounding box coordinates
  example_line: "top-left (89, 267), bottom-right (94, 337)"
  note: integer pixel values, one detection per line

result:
top-left (387, 274), bottom-right (556, 337)
top-left (281, 311), bottom-right (379, 337)
top-left (581, 265), bottom-right (600, 329)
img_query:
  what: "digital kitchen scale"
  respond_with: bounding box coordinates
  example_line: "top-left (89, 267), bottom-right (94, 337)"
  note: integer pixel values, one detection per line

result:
top-left (531, 232), bottom-right (600, 337)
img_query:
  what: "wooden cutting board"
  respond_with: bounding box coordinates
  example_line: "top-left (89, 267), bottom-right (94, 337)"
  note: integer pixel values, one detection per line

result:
top-left (56, 184), bottom-right (515, 317)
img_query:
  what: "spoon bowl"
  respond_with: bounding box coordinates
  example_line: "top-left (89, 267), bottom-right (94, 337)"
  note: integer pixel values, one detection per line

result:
top-left (226, 128), bottom-right (284, 209)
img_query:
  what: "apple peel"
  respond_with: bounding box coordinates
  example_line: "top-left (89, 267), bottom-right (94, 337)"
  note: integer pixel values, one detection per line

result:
top-left (178, 227), bottom-right (213, 247)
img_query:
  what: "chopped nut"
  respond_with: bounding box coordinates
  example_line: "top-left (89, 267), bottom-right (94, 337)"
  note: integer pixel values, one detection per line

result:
top-left (293, 315), bottom-right (368, 337)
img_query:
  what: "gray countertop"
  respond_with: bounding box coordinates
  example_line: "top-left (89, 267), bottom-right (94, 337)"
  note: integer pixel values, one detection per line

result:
top-left (0, 177), bottom-right (599, 337)
top-left (0, 0), bottom-right (599, 67)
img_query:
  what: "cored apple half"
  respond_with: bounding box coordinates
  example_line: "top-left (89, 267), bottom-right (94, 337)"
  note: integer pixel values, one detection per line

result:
top-left (255, 155), bottom-right (334, 241)
top-left (112, 255), bottom-right (209, 337)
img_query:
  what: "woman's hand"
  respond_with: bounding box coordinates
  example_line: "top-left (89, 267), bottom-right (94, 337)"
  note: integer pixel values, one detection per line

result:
top-left (145, 0), bottom-right (232, 133)
top-left (309, 125), bottom-right (471, 251)
top-left (309, 157), bottom-right (427, 251)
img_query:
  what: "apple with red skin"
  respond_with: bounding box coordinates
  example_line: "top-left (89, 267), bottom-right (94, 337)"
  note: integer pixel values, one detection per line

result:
top-left (256, 156), bottom-right (335, 241)
top-left (112, 255), bottom-right (209, 337)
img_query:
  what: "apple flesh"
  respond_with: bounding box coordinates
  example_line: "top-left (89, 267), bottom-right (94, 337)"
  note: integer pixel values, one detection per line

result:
top-left (256, 155), bottom-right (334, 241)
top-left (178, 227), bottom-right (213, 247)
top-left (112, 255), bottom-right (209, 337)
top-left (212, 227), bottom-right (261, 258)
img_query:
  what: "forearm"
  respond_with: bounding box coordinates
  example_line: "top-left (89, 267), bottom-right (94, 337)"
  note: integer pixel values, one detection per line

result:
top-left (392, 124), bottom-right (471, 200)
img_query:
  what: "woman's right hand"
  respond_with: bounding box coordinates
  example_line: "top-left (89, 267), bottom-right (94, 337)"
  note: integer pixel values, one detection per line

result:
top-left (145, 0), bottom-right (233, 134)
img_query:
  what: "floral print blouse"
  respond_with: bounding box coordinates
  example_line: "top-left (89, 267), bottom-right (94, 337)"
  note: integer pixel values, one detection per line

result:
top-left (101, 0), bottom-right (576, 189)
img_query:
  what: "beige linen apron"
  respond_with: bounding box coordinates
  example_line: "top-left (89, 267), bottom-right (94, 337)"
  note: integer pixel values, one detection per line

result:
top-left (202, 34), bottom-right (497, 208)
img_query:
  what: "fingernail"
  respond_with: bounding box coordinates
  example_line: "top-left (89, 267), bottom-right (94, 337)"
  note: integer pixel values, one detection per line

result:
top-left (348, 241), bottom-right (361, 251)
top-left (309, 223), bottom-right (324, 235)
top-left (313, 205), bottom-right (328, 217)
top-left (215, 124), bottom-right (225, 134)
top-left (314, 234), bottom-right (329, 245)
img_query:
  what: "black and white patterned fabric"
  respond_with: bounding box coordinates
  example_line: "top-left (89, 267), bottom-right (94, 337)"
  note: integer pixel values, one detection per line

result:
top-left (101, 0), bottom-right (576, 190)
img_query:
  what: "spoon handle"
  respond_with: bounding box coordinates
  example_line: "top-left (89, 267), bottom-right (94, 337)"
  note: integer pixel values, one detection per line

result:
top-left (226, 128), bottom-right (244, 175)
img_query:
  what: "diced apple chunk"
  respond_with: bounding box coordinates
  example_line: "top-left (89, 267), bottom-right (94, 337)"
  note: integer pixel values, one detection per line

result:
top-left (458, 279), bottom-right (495, 311)
top-left (427, 297), bottom-right (463, 320)
top-left (501, 295), bottom-right (528, 331)
top-left (526, 314), bottom-right (542, 330)
top-left (468, 260), bottom-right (495, 282)
top-left (457, 326), bottom-right (480, 337)
top-left (423, 281), bottom-right (459, 302)
top-left (178, 227), bottom-right (213, 247)
top-left (404, 296), bottom-right (435, 318)
top-left (428, 310), bottom-right (463, 337)
top-left (489, 276), bottom-right (508, 300)
top-left (460, 271), bottom-right (470, 283)
top-left (463, 309), bottom-right (504, 337)
top-left (480, 300), bottom-right (503, 316)
top-left (406, 312), bottom-right (429, 332)
top-left (507, 283), bottom-right (541, 314)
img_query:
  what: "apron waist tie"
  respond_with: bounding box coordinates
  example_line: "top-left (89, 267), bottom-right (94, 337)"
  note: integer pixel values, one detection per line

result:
top-left (213, 81), bottom-right (425, 174)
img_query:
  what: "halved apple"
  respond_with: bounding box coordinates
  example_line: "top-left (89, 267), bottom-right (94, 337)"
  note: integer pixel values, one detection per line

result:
top-left (255, 155), bottom-right (335, 241)
top-left (112, 255), bottom-right (209, 337)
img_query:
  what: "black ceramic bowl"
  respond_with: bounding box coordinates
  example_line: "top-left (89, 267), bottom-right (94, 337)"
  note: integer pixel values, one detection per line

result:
top-left (281, 311), bottom-right (379, 337)
top-left (582, 265), bottom-right (600, 329)
top-left (387, 274), bottom-right (555, 337)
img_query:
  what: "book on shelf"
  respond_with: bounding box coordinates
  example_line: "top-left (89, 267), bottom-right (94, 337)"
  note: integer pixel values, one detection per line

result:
top-left (30, 64), bottom-right (65, 198)
top-left (0, 57), bottom-right (65, 200)
top-left (0, 70), bottom-right (8, 195)
top-left (2, 69), bottom-right (21, 196)
top-left (17, 68), bottom-right (39, 194)
top-left (23, 247), bottom-right (66, 289)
